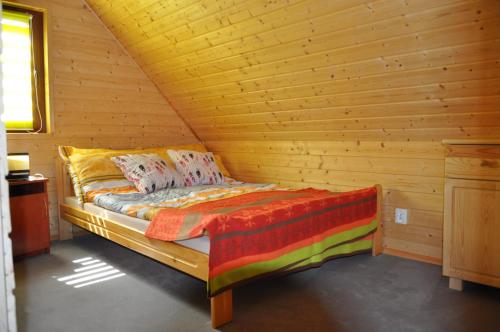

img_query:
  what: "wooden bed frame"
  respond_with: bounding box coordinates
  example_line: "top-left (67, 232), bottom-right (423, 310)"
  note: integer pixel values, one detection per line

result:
top-left (55, 159), bottom-right (383, 328)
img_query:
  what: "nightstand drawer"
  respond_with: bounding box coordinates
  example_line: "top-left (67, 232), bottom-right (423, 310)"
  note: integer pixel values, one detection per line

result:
top-left (9, 181), bottom-right (45, 197)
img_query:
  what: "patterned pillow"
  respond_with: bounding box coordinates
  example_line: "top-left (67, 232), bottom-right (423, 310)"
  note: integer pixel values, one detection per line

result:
top-left (167, 150), bottom-right (224, 186)
top-left (111, 154), bottom-right (182, 194)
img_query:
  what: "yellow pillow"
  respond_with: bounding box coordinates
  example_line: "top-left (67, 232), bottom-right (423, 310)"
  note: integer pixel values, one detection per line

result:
top-left (214, 155), bottom-right (231, 178)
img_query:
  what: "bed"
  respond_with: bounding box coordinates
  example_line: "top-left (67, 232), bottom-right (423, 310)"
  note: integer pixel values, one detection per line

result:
top-left (55, 157), bottom-right (383, 328)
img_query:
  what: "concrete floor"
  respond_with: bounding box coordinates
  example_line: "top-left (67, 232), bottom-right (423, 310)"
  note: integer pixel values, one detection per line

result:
top-left (14, 235), bottom-right (500, 332)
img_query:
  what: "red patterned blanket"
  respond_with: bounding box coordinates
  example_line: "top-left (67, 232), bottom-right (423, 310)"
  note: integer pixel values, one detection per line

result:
top-left (145, 186), bottom-right (378, 296)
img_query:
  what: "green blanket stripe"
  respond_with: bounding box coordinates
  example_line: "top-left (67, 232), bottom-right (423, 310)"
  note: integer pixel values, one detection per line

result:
top-left (282, 239), bottom-right (373, 273)
top-left (209, 219), bottom-right (377, 294)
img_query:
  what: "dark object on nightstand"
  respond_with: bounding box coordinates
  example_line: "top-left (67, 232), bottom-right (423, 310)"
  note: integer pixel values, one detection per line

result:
top-left (8, 177), bottom-right (50, 259)
top-left (7, 153), bottom-right (30, 180)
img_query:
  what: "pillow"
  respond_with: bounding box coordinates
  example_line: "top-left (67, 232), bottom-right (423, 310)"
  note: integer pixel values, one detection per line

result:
top-left (111, 154), bottom-right (182, 194)
top-left (60, 150), bottom-right (138, 206)
top-left (214, 154), bottom-right (231, 178)
top-left (58, 143), bottom-right (208, 205)
top-left (167, 150), bottom-right (225, 186)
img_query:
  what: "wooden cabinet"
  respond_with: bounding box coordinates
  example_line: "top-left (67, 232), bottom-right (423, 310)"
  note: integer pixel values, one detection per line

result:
top-left (443, 140), bottom-right (500, 290)
top-left (9, 178), bottom-right (50, 258)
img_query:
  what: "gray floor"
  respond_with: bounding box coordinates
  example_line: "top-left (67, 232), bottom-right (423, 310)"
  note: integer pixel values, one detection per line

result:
top-left (14, 235), bottom-right (500, 332)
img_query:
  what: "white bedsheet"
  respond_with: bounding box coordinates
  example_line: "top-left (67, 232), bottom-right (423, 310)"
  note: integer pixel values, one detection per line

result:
top-left (65, 196), bottom-right (210, 254)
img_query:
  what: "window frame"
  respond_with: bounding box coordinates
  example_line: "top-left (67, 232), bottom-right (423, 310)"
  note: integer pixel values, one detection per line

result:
top-left (3, 3), bottom-right (47, 133)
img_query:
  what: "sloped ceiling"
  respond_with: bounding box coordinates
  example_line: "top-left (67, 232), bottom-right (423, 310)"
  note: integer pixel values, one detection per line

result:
top-left (85, 0), bottom-right (500, 263)
top-left (85, 0), bottom-right (500, 142)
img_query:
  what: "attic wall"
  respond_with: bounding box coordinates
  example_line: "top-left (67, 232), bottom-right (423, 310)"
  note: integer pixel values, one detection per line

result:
top-left (87, 0), bottom-right (500, 264)
top-left (6, 0), bottom-right (198, 237)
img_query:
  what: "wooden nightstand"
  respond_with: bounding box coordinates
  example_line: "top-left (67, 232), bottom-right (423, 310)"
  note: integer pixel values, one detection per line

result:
top-left (8, 177), bottom-right (50, 259)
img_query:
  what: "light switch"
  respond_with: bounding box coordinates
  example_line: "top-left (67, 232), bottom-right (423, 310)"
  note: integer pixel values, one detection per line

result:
top-left (395, 208), bottom-right (408, 225)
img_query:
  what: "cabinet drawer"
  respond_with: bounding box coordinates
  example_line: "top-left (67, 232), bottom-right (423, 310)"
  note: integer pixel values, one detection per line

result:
top-left (445, 145), bottom-right (500, 181)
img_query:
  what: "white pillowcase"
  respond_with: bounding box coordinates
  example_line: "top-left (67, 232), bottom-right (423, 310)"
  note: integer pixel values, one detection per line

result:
top-left (111, 153), bottom-right (182, 194)
top-left (167, 150), bottom-right (224, 186)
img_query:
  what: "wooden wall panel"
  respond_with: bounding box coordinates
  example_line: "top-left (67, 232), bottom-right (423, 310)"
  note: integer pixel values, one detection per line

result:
top-left (87, 0), bottom-right (500, 264)
top-left (6, 0), bottom-right (198, 238)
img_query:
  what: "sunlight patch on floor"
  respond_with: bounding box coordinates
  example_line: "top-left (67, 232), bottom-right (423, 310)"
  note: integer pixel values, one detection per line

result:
top-left (55, 256), bottom-right (126, 288)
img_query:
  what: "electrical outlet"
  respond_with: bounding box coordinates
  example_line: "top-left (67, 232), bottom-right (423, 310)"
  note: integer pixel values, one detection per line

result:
top-left (395, 208), bottom-right (408, 225)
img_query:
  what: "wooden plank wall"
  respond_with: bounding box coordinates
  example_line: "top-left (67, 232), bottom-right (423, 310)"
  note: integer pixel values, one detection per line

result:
top-left (6, 0), bottom-right (198, 238)
top-left (87, 0), bottom-right (500, 264)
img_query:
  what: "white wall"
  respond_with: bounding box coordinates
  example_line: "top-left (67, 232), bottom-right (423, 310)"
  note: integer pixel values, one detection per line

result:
top-left (0, 3), bottom-right (18, 331)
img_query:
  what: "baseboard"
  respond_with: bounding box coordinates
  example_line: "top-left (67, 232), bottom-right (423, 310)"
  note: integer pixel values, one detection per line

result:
top-left (383, 248), bottom-right (442, 266)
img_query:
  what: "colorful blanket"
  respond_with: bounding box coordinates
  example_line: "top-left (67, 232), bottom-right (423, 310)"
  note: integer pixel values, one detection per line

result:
top-left (93, 183), bottom-right (280, 220)
top-left (92, 183), bottom-right (378, 296)
top-left (144, 186), bottom-right (379, 296)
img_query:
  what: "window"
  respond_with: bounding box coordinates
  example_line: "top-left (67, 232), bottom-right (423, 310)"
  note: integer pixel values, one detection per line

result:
top-left (1, 4), bottom-right (47, 133)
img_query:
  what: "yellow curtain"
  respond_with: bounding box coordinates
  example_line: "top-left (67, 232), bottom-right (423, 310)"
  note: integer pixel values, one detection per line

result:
top-left (1, 10), bottom-right (34, 130)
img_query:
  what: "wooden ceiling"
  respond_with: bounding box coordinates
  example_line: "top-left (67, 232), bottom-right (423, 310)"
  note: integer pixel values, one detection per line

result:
top-left (85, 0), bottom-right (500, 142)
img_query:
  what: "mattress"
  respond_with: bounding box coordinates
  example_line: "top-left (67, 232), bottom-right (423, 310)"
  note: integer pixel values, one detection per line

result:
top-left (64, 196), bottom-right (210, 254)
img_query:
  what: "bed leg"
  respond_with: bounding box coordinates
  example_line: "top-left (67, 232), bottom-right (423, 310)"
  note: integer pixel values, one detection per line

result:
top-left (211, 289), bottom-right (232, 328)
top-left (372, 184), bottom-right (383, 256)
